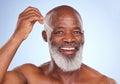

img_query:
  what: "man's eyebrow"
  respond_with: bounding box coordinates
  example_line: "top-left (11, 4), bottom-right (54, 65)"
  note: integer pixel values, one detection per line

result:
top-left (53, 26), bottom-right (65, 31)
top-left (74, 27), bottom-right (81, 30)
top-left (55, 27), bottom-right (64, 29)
top-left (54, 26), bottom-right (82, 30)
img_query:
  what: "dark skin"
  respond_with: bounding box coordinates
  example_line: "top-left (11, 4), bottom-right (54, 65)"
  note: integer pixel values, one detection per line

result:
top-left (0, 6), bottom-right (116, 84)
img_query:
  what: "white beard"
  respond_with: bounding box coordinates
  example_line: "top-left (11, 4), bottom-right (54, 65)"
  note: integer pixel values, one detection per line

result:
top-left (48, 41), bottom-right (83, 72)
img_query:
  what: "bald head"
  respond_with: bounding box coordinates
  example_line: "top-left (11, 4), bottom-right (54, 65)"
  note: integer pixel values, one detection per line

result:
top-left (46, 5), bottom-right (81, 17)
top-left (45, 5), bottom-right (83, 27)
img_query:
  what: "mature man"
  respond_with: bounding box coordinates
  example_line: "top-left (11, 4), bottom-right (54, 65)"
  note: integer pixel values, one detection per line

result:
top-left (0, 5), bottom-right (116, 84)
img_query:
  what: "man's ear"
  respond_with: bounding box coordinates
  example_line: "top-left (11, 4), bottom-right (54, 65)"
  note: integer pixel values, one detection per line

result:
top-left (42, 30), bottom-right (47, 42)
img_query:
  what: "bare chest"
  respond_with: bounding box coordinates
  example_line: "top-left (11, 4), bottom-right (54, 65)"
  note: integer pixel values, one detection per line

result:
top-left (25, 76), bottom-right (98, 84)
top-left (25, 75), bottom-right (81, 84)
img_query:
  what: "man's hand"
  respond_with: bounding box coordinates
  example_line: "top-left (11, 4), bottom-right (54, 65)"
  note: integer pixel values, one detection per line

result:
top-left (13, 6), bottom-right (43, 40)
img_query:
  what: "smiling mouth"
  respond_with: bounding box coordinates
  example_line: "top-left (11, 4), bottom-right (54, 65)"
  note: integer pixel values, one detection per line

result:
top-left (59, 46), bottom-right (78, 56)
top-left (61, 47), bottom-right (75, 50)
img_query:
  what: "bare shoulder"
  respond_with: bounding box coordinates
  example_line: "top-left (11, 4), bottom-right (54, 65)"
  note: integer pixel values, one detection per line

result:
top-left (81, 64), bottom-right (116, 84)
top-left (2, 69), bottom-right (26, 84)
top-left (15, 62), bottom-right (50, 75)
top-left (14, 63), bottom-right (44, 76)
top-left (15, 63), bottom-right (41, 71)
top-left (2, 64), bottom-right (36, 84)
top-left (14, 63), bottom-right (52, 84)
top-left (16, 62), bottom-right (50, 73)
top-left (81, 64), bottom-right (103, 77)
top-left (98, 76), bottom-right (117, 84)
top-left (2, 63), bottom-right (48, 84)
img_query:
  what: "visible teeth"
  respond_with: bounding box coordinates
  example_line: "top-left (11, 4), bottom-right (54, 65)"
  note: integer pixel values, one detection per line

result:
top-left (61, 47), bottom-right (75, 50)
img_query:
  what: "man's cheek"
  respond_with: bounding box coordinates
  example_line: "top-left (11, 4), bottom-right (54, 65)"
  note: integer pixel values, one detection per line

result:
top-left (50, 38), bottom-right (61, 46)
top-left (77, 38), bottom-right (84, 44)
top-left (50, 39), bottom-right (58, 47)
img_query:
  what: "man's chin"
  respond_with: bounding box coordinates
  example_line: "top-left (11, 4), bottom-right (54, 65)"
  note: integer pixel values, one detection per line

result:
top-left (61, 53), bottom-right (76, 59)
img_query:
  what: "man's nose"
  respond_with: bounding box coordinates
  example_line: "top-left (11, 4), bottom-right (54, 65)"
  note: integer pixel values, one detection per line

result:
top-left (63, 33), bottom-right (75, 43)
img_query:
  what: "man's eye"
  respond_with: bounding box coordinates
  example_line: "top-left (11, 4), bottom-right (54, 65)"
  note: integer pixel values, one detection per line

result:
top-left (55, 31), bottom-right (64, 35)
top-left (73, 31), bottom-right (83, 35)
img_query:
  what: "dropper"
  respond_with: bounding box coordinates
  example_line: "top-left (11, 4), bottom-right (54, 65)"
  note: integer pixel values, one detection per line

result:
top-left (43, 20), bottom-right (53, 32)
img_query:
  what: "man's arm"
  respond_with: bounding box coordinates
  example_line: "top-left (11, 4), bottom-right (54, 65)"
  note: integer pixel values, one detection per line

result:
top-left (0, 6), bottom-right (43, 83)
top-left (0, 36), bottom-right (23, 83)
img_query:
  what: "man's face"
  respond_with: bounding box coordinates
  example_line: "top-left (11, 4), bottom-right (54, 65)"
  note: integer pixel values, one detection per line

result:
top-left (51, 18), bottom-right (84, 55)
top-left (46, 11), bottom-right (84, 72)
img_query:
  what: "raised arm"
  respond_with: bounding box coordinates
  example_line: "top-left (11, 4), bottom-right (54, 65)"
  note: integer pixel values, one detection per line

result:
top-left (0, 6), bottom-right (43, 83)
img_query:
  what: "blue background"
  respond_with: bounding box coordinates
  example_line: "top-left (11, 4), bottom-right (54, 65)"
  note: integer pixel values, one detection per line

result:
top-left (0, 0), bottom-right (119, 83)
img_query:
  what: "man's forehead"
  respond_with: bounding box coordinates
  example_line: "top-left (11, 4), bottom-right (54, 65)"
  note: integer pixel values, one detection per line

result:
top-left (53, 18), bottom-right (82, 28)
